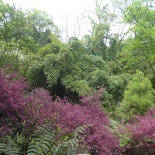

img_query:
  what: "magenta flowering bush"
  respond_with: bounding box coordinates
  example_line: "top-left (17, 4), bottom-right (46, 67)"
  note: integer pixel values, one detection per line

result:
top-left (23, 88), bottom-right (55, 134)
top-left (0, 68), bottom-right (120, 154)
top-left (54, 91), bottom-right (120, 155)
top-left (0, 69), bottom-right (28, 136)
top-left (120, 107), bottom-right (155, 155)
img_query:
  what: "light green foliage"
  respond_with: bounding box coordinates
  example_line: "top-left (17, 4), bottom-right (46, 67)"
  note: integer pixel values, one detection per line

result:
top-left (89, 69), bottom-right (108, 87)
top-left (44, 54), bottom-right (63, 87)
top-left (0, 1), bottom-right (25, 69)
top-left (20, 34), bottom-right (63, 88)
top-left (105, 74), bottom-right (131, 107)
top-left (119, 0), bottom-right (155, 77)
top-left (17, 9), bottom-right (60, 53)
top-left (84, 25), bottom-right (120, 61)
top-left (62, 76), bottom-right (90, 96)
top-left (83, 0), bottom-right (116, 27)
top-left (59, 48), bottom-right (74, 69)
top-left (61, 53), bottom-right (107, 96)
top-left (118, 129), bottom-right (131, 148)
top-left (0, 1), bottom-right (24, 43)
top-left (91, 24), bottom-right (107, 59)
top-left (69, 39), bottom-right (85, 54)
top-left (0, 1), bottom-right (60, 75)
top-left (83, 0), bottom-right (118, 60)
top-left (38, 33), bottom-right (62, 56)
top-left (119, 70), bottom-right (155, 119)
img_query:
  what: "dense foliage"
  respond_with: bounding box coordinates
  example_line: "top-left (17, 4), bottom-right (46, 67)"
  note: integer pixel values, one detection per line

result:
top-left (0, 69), bottom-right (120, 154)
top-left (119, 108), bottom-right (155, 155)
top-left (118, 70), bottom-right (155, 120)
top-left (1, 0), bottom-right (155, 154)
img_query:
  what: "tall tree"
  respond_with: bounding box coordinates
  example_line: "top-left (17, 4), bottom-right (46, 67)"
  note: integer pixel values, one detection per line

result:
top-left (119, 0), bottom-right (155, 79)
top-left (19, 9), bottom-right (60, 53)
top-left (84, 0), bottom-right (120, 61)
top-left (0, 1), bottom-right (25, 70)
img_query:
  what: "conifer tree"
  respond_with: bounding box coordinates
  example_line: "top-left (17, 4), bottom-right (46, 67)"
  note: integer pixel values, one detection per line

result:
top-left (119, 70), bottom-right (155, 119)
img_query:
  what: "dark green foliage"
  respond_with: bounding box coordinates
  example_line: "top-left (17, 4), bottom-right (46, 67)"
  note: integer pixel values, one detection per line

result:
top-left (26, 125), bottom-right (55, 155)
top-left (0, 136), bottom-right (19, 155)
top-left (0, 125), bottom-right (87, 155)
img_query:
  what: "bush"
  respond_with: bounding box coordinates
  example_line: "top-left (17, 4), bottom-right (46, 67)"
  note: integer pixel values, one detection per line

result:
top-left (0, 68), bottom-right (120, 154)
top-left (54, 90), bottom-right (120, 155)
top-left (0, 69), bottom-right (28, 136)
top-left (119, 107), bottom-right (155, 155)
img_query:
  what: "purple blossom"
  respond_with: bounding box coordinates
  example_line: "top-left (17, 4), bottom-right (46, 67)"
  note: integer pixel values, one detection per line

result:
top-left (0, 68), bottom-right (120, 154)
top-left (54, 91), bottom-right (120, 155)
top-left (0, 69), bottom-right (28, 136)
top-left (121, 107), bottom-right (155, 154)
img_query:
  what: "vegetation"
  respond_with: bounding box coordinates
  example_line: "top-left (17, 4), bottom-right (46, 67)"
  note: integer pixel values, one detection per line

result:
top-left (0, 0), bottom-right (155, 154)
top-left (118, 70), bottom-right (155, 120)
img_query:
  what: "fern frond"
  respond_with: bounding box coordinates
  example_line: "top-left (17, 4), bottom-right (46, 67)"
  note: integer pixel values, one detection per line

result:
top-left (27, 124), bottom-right (89, 155)
top-left (54, 125), bottom-right (89, 155)
top-left (0, 136), bottom-right (19, 155)
top-left (27, 126), bottom-right (55, 155)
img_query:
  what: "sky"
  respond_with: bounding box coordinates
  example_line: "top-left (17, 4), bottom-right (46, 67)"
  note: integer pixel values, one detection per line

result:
top-left (3, 0), bottom-right (98, 40)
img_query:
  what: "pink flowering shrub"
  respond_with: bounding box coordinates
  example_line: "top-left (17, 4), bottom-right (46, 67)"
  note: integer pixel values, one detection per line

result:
top-left (120, 107), bottom-right (155, 155)
top-left (27, 89), bottom-right (120, 154)
top-left (0, 68), bottom-right (120, 154)
top-left (0, 69), bottom-right (28, 136)
top-left (23, 88), bottom-right (55, 134)
top-left (53, 90), bottom-right (120, 155)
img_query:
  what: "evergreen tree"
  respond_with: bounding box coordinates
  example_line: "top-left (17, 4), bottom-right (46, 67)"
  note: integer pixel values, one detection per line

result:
top-left (119, 70), bottom-right (155, 119)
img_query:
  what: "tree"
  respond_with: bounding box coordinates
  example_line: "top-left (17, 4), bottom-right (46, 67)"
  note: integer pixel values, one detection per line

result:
top-left (119, 0), bottom-right (155, 79)
top-left (0, 1), bottom-right (25, 70)
top-left (18, 9), bottom-right (60, 53)
top-left (83, 0), bottom-right (124, 61)
top-left (91, 23), bottom-right (108, 59)
top-left (0, 1), bottom-right (24, 43)
top-left (118, 70), bottom-right (155, 120)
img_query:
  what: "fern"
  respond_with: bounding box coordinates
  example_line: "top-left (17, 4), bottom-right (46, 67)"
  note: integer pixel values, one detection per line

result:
top-left (0, 136), bottom-right (19, 155)
top-left (27, 125), bottom-right (55, 155)
top-left (53, 125), bottom-right (89, 155)
top-left (0, 125), bottom-right (89, 155)
top-left (27, 125), bottom-right (89, 155)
